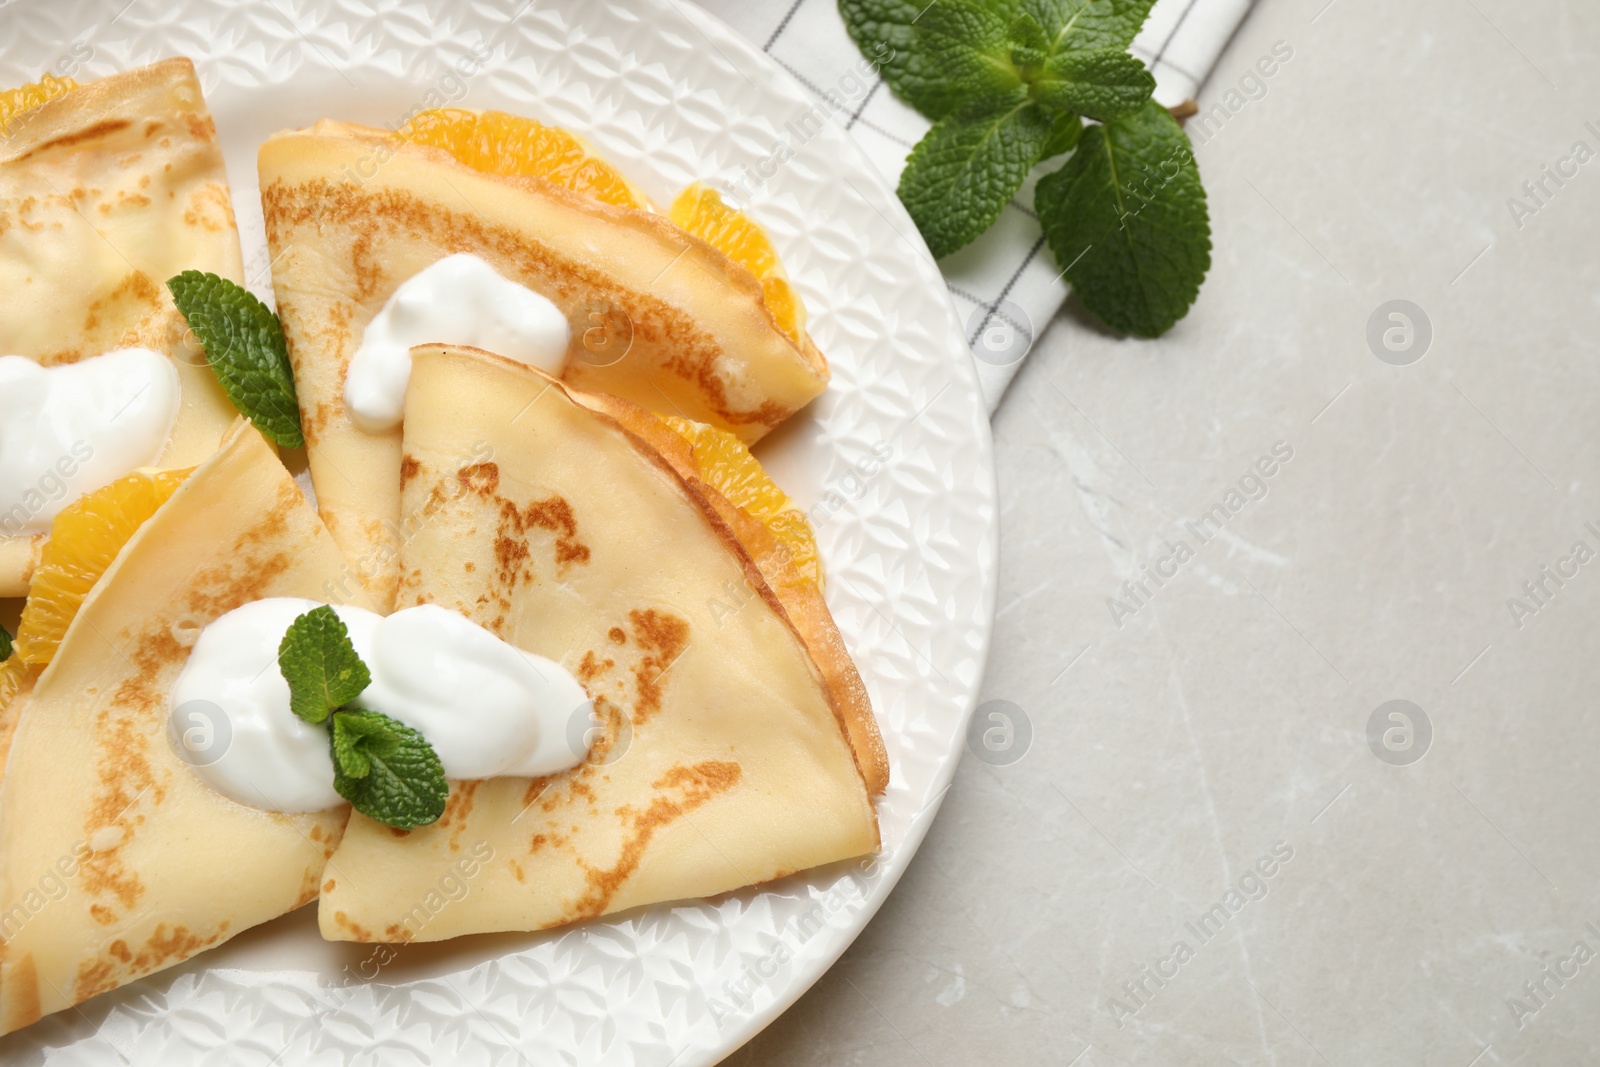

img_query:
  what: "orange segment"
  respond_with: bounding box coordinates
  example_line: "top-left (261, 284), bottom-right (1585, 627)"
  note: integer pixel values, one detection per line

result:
top-left (397, 108), bottom-right (649, 210)
top-left (15, 468), bottom-right (192, 666)
top-left (667, 182), bottom-right (806, 344)
top-left (663, 416), bottom-right (822, 589)
top-left (0, 72), bottom-right (76, 137)
top-left (0, 656), bottom-right (29, 710)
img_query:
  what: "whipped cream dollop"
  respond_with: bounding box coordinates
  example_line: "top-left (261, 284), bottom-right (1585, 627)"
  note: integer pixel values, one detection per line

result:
top-left (168, 598), bottom-right (592, 813)
top-left (343, 253), bottom-right (570, 433)
top-left (0, 348), bottom-right (180, 535)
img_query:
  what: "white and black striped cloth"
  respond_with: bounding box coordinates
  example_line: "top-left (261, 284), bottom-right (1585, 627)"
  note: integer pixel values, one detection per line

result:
top-left (691, 0), bottom-right (1256, 411)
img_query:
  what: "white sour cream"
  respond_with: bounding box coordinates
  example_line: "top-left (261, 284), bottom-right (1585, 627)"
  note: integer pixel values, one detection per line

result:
top-left (0, 348), bottom-right (180, 535)
top-left (343, 253), bottom-right (570, 433)
top-left (168, 598), bottom-right (592, 813)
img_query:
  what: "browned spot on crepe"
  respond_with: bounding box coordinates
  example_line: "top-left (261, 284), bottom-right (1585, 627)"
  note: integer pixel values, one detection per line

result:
top-left (457, 461), bottom-right (499, 495)
top-left (442, 780), bottom-right (480, 854)
top-left (566, 761), bottom-right (741, 921)
top-left (399, 454), bottom-right (422, 490)
top-left (11, 118), bottom-right (133, 163)
top-left (81, 270), bottom-right (160, 335)
top-left (524, 497), bottom-right (589, 565)
top-left (330, 910), bottom-right (374, 942)
top-left (183, 182), bottom-right (234, 232)
top-left (74, 922), bottom-right (227, 1002)
top-left (628, 609), bottom-right (689, 723)
top-left (382, 923), bottom-right (417, 943)
top-left (451, 461), bottom-right (591, 592)
top-left (575, 650), bottom-right (612, 686)
top-left (295, 864), bottom-right (323, 907)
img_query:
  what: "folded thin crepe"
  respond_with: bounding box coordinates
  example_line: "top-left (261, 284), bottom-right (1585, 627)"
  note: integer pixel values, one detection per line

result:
top-left (258, 120), bottom-right (829, 607)
top-left (0, 423), bottom-right (368, 1035)
top-left (318, 344), bottom-right (879, 942)
top-left (0, 57), bottom-right (247, 596)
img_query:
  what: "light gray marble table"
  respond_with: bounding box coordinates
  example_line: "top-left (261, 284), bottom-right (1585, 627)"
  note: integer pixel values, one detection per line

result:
top-left (730, 0), bottom-right (1600, 1063)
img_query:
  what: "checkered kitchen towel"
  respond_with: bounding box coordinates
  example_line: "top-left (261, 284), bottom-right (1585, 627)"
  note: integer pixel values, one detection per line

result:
top-left (692, 0), bottom-right (1256, 411)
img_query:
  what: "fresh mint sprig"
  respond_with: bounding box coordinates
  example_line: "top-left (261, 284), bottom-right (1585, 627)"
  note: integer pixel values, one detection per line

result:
top-left (1037, 99), bottom-right (1209, 337)
top-left (277, 605), bottom-right (370, 724)
top-left (329, 709), bottom-right (449, 831)
top-left (277, 607), bottom-right (448, 830)
top-left (167, 270), bottom-right (304, 448)
top-left (898, 90), bottom-right (1055, 260)
top-left (841, 0), bottom-right (1211, 337)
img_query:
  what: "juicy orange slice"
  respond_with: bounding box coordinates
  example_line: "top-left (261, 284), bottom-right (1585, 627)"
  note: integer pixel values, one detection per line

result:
top-left (397, 108), bottom-right (649, 210)
top-left (667, 182), bottom-right (806, 344)
top-left (0, 72), bottom-right (76, 136)
top-left (15, 468), bottom-right (192, 666)
top-left (663, 416), bottom-right (822, 589)
top-left (0, 656), bottom-right (29, 711)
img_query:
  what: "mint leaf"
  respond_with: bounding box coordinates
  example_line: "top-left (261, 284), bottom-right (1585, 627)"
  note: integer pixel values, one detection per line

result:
top-left (1008, 13), bottom-right (1049, 72)
top-left (899, 92), bottom-right (1054, 258)
top-left (839, 0), bottom-right (1022, 120)
top-left (839, 0), bottom-right (968, 119)
top-left (0, 623), bottom-right (11, 662)
top-left (331, 708), bottom-right (380, 778)
top-left (1036, 99), bottom-right (1210, 336)
top-left (277, 606), bottom-right (371, 724)
top-left (1032, 47), bottom-right (1154, 120)
top-left (1020, 0), bottom-right (1157, 54)
top-left (329, 709), bottom-right (448, 830)
top-left (920, 0), bottom-right (1025, 105)
top-left (167, 270), bottom-right (303, 449)
top-left (1042, 109), bottom-right (1085, 156)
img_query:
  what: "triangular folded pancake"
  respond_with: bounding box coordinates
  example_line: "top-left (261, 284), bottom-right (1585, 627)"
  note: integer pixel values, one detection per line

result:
top-left (0, 423), bottom-right (370, 1036)
top-left (318, 344), bottom-right (878, 942)
top-left (0, 58), bottom-right (247, 595)
top-left (258, 120), bottom-right (828, 607)
top-left (581, 390), bottom-right (889, 798)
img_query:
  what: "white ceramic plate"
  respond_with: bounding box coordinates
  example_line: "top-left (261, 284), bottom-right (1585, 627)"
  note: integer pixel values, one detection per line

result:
top-left (0, 1), bottom-right (997, 1062)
